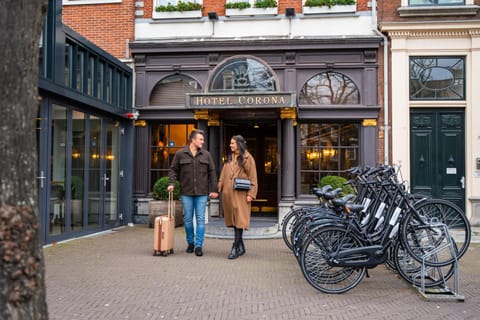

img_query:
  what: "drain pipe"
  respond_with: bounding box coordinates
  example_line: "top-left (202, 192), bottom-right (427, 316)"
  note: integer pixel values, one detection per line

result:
top-left (371, 0), bottom-right (390, 164)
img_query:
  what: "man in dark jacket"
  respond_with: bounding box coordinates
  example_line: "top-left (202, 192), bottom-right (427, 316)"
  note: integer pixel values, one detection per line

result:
top-left (168, 129), bottom-right (218, 256)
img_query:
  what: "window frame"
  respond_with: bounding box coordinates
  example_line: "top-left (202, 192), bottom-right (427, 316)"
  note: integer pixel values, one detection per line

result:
top-left (63, 0), bottom-right (122, 5)
top-left (409, 56), bottom-right (466, 101)
top-left (297, 122), bottom-right (360, 196)
top-left (406, 0), bottom-right (467, 5)
top-left (149, 123), bottom-right (195, 192)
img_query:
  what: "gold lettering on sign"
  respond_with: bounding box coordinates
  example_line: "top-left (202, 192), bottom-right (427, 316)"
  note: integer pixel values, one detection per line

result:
top-left (191, 94), bottom-right (291, 107)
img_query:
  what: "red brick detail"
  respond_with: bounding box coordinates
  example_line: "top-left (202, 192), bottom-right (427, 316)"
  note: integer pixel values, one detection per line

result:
top-left (62, 0), bottom-right (135, 59)
top-left (144, 0), bottom-right (153, 19)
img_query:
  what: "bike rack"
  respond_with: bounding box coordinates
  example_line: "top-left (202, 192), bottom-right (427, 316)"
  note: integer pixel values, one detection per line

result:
top-left (412, 222), bottom-right (465, 301)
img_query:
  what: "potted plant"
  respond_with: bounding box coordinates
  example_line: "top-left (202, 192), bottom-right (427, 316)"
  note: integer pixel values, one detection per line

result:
top-left (148, 176), bottom-right (183, 228)
top-left (153, 1), bottom-right (202, 19)
top-left (303, 0), bottom-right (356, 14)
top-left (226, 0), bottom-right (278, 16)
top-left (318, 175), bottom-right (355, 196)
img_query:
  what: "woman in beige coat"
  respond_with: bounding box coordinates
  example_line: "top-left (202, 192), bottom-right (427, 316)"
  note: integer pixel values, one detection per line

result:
top-left (218, 135), bottom-right (258, 259)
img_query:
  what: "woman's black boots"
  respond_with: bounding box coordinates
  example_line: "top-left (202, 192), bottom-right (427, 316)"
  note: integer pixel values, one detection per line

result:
top-left (228, 243), bottom-right (239, 259)
top-left (238, 239), bottom-right (245, 256)
top-left (228, 228), bottom-right (245, 259)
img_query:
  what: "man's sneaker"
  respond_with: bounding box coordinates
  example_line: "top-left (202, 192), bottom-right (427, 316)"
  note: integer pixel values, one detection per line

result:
top-left (186, 243), bottom-right (194, 253)
top-left (195, 247), bottom-right (203, 256)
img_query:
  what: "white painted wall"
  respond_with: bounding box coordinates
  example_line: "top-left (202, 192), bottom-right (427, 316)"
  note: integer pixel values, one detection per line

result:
top-left (384, 22), bottom-right (480, 221)
top-left (135, 15), bottom-right (376, 40)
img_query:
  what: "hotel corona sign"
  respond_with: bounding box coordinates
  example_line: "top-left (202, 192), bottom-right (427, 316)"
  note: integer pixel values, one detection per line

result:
top-left (186, 92), bottom-right (296, 109)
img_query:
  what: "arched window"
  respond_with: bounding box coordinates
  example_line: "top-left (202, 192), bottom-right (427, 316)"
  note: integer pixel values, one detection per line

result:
top-left (149, 74), bottom-right (201, 106)
top-left (299, 72), bottom-right (360, 105)
top-left (209, 57), bottom-right (277, 92)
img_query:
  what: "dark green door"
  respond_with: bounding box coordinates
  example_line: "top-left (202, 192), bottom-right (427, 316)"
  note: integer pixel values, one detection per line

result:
top-left (410, 109), bottom-right (465, 211)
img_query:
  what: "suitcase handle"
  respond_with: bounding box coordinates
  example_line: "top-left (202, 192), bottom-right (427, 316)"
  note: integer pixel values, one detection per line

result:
top-left (168, 191), bottom-right (175, 219)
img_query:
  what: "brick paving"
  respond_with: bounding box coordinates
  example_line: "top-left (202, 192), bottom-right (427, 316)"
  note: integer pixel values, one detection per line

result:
top-left (44, 225), bottom-right (480, 320)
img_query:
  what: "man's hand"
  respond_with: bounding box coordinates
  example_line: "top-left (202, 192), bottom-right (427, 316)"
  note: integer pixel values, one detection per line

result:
top-left (209, 192), bottom-right (219, 199)
top-left (167, 185), bottom-right (174, 192)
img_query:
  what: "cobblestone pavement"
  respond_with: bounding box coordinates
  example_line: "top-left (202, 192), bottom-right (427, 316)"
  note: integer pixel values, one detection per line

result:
top-left (44, 225), bottom-right (480, 320)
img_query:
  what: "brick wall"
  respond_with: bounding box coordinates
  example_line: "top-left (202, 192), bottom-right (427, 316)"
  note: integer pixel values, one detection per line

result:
top-left (62, 0), bottom-right (135, 59)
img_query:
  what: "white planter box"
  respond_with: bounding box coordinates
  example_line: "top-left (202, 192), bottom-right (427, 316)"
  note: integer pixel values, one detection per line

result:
top-left (152, 10), bottom-right (202, 19)
top-left (226, 7), bottom-right (278, 17)
top-left (303, 4), bottom-right (356, 15)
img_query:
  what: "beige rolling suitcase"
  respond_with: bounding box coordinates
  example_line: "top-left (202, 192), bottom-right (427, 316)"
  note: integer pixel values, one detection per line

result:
top-left (153, 192), bottom-right (175, 256)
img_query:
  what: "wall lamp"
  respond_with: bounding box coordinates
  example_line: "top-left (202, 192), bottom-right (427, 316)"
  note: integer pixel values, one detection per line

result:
top-left (286, 7), bottom-right (295, 18)
top-left (208, 12), bottom-right (218, 20)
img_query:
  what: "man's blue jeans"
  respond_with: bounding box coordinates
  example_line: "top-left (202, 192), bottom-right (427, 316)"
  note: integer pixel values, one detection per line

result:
top-left (181, 195), bottom-right (208, 247)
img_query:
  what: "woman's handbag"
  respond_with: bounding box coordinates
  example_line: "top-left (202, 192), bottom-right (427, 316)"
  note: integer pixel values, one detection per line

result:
top-left (233, 178), bottom-right (251, 191)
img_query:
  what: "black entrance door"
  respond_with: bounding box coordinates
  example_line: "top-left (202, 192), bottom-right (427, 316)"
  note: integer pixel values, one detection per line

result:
top-left (223, 121), bottom-right (278, 216)
top-left (410, 109), bottom-right (465, 211)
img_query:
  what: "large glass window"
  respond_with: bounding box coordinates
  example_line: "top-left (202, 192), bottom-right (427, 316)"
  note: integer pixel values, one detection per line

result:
top-left (50, 105), bottom-right (68, 236)
top-left (209, 57), bottom-right (277, 92)
top-left (150, 123), bottom-right (194, 190)
top-left (61, 38), bottom-right (132, 111)
top-left (76, 49), bottom-right (85, 92)
top-left (409, 0), bottom-right (464, 5)
top-left (71, 111), bottom-right (86, 230)
top-left (88, 116), bottom-right (102, 227)
top-left (64, 42), bottom-right (73, 87)
top-left (410, 57), bottom-right (465, 100)
top-left (299, 71), bottom-right (360, 105)
top-left (299, 123), bottom-right (359, 195)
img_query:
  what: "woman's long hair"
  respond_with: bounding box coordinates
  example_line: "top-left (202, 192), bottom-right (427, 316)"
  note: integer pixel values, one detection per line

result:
top-left (228, 135), bottom-right (247, 167)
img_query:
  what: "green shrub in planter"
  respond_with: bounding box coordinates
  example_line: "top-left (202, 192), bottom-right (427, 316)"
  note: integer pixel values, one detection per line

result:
top-left (254, 0), bottom-right (277, 8)
top-left (152, 176), bottom-right (180, 200)
top-left (155, 1), bottom-right (202, 12)
top-left (304, 0), bottom-right (355, 8)
top-left (318, 175), bottom-right (354, 196)
top-left (225, 1), bottom-right (251, 9)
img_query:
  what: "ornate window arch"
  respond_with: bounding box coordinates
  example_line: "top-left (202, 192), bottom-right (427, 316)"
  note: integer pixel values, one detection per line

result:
top-left (149, 74), bottom-right (202, 106)
top-left (208, 56), bottom-right (278, 92)
top-left (299, 71), bottom-right (360, 105)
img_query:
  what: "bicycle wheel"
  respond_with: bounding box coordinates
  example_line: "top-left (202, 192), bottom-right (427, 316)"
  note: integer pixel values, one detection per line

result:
top-left (393, 241), bottom-right (455, 288)
top-left (282, 208), bottom-right (302, 251)
top-left (300, 226), bottom-right (366, 294)
top-left (401, 199), bottom-right (471, 267)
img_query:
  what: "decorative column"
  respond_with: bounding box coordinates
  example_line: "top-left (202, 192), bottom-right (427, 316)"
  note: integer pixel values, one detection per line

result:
top-left (194, 110), bottom-right (209, 148)
top-left (208, 112), bottom-right (220, 218)
top-left (278, 107), bottom-right (297, 229)
top-left (361, 119), bottom-right (377, 167)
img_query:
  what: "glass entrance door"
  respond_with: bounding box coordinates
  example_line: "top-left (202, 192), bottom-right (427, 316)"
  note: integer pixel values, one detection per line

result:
top-left (104, 121), bottom-right (119, 225)
top-left (223, 121), bottom-right (278, 216)
top-left (40, 102), bottom-right (121, 244)
top-left (88, 117), bottom-right (120, 228)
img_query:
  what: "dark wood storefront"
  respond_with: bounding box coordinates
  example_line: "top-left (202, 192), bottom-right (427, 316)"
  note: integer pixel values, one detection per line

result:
top-left (130, 37), bottom-right (382, 223)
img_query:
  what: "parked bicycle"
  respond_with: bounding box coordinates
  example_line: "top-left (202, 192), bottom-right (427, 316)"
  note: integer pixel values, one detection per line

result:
top-left (282, 165), bottom-right (471, 294)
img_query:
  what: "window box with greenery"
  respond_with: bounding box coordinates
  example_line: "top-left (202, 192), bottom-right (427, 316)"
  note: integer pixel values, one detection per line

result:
top-left (303, 0), bottom-right (356, 15)
top-left (226, 0), bottom-right (278, 17)
top-left (148, 176), bottom-right (183, 228)
top-left (153, 1), bottom-right (203, 19)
